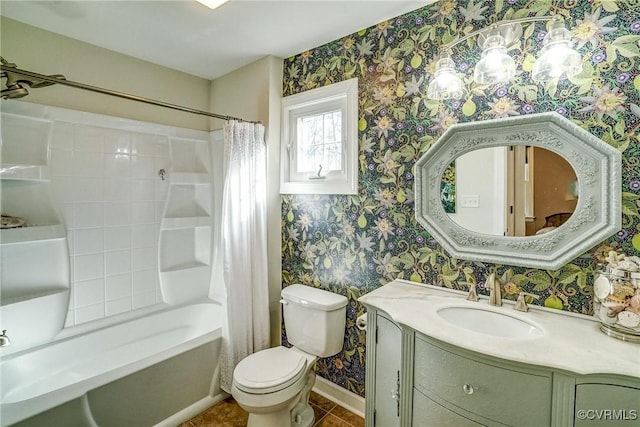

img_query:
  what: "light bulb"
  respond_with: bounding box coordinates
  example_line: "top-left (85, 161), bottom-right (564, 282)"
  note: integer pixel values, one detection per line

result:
top-left (473, 31), bottom-right (516, 84)
top-left (427, 55), bottom-right (466, 100)
top-left (532, 22), bottom-right (582, 82)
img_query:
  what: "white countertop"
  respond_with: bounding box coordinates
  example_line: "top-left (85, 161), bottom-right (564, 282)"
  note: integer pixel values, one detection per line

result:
top-left (359, 279), bottom-right (640, 379)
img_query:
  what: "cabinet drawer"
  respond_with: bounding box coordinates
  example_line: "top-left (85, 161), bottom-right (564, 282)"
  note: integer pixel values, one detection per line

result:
top-left (413, 387), bottom-right (485, 427)
top-left (414, 336), bottom-right (551, 427)
top-left (575, 383), bottom-right (640, 427)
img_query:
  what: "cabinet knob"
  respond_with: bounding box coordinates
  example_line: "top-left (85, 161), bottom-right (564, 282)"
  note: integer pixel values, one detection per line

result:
top-left (462, 383), bottom-right (475, 395)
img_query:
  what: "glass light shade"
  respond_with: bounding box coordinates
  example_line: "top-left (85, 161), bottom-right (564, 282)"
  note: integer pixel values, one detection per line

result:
top-left (531, 23), bottom-right (582, 82)
top-left (473, 32), bottom-right (516, 84)
top-left (427, 56), bottom-right (466, 100)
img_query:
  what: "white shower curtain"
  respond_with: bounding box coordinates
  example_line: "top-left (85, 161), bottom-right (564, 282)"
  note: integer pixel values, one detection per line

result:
top-left (219, 120), bottom-right (270, 393)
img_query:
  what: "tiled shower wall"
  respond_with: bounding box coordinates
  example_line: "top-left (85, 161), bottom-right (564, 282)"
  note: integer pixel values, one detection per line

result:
top-left (49, 121), bottom-right (170, 326)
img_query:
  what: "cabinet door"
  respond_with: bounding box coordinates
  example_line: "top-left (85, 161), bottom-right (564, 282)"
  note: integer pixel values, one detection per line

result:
top-left (575, 384), bottom-right (640, 427)
top-left (413, 388), bottom-right (485, 427)
top-left (414, 336), bottom-right (551, 427)
top-left (374, 314), bottom-right (402, 427)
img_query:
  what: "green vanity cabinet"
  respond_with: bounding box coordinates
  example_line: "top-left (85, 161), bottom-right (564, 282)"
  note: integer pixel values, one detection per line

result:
top-left (360, 281), bottom-right (640, 427)
top-left (365, 310), bottom-right (402, 427)
top-left (573, 378), bottom-right (640, 427)
top-left (412, 388), bottom-right (484, 427)
top-left (413, 333), bottom-right (552, 426)
top-left (364, 308), bottom-right (639, 427)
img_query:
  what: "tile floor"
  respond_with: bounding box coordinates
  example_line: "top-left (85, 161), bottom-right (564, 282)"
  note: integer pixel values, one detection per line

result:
top-left (179, 391), bottom-right (364, 427)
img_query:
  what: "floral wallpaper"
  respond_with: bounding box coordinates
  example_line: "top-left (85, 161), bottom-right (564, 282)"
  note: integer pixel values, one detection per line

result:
top-left (281, 0), bottom-right (640, 397)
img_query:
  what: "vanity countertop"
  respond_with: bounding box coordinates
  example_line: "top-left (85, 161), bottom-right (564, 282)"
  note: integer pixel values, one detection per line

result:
top-left (359, 279), bottom-right (640, 379)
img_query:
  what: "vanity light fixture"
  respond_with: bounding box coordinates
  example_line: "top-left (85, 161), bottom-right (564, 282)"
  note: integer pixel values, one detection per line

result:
top-left (473, 28), bottom-right (516, 84)
top-left (531, 21), bottom-right (583, 82)
top-left (427, 51), bottom-right (466, 100)
top-left (427, 15), bottom-right (583, 100)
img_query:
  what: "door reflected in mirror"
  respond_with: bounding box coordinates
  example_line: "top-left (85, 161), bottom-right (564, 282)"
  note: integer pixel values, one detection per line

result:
top-left (443, 146), bottom-right (578, 237)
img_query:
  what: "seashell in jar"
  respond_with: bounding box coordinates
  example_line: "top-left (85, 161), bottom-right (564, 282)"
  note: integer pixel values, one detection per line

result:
top-left (601, 298), bottom-right (628, 314)
top-left (605, 251), bottom-right (625, 266)
top-left (611, 283), bottom-right (636, 300)
top-left (617, 311), bottom-right (640, 328)
top-left (616, 260), bottom-right (640, 272)
top-left (629, 294), bottom-right (640, 312)
top-left (629, 256), bottom-right (640, 267)
top-left (597, 305), bottom-right (618, 325)
top-left (594, 275), bottom-right (613, 300)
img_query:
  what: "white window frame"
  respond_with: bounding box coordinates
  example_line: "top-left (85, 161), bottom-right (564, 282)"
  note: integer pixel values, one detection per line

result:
top-left (280, 78), bottom-right (358, 194)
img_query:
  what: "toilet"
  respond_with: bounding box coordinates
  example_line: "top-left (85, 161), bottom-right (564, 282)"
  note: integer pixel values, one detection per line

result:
top-left (231, 284), bottom-right (348, 427)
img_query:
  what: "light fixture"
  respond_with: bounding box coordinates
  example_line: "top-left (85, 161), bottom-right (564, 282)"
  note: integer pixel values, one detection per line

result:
top-left (427, 52), bottom-right (466, 100)
top-left (427, 16), bottom-right (582, 100)
top-left (196, 0), bottom-right (229, 10)
top-left (531, 21), bottom-right (583, 82)
top-left (473, 28), bottom-right (516, 84)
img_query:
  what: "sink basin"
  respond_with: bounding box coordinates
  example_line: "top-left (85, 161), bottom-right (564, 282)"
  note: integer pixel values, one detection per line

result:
top-left (437, 306), bottom-right (544, 338)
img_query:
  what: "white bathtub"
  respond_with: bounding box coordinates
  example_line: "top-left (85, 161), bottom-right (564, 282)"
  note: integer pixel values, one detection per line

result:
top-left (0, 300), bottom-right (225, 426)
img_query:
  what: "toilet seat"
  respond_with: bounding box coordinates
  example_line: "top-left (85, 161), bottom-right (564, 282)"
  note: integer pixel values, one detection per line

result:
top-left (234, 346), bottom-right (307, 394)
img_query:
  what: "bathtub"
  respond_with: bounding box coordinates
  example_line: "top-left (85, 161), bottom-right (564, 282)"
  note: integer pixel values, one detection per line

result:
top-left (0, 300), bottom-right (225, 426)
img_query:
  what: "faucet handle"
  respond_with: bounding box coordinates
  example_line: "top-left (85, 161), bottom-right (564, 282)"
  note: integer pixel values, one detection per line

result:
top-left (514, 292), bottom-right (539, 312)
top-left (465, 282), bottom-right (480, 302)
top-left (487, 273), bottom-right (502, 306)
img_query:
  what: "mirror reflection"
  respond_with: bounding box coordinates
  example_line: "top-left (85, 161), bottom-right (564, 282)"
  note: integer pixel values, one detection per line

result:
top-left (442, 146), bottom-right (578, 237)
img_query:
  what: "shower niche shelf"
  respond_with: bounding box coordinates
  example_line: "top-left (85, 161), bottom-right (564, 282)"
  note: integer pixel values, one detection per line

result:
top-left (161, 216), bottom-right (212, 230)
top-left (0, 224), bottom-right (66, 244)
top-left (1, 113), bottom-right (51, 163)
top-left (1, 111), bottom-right (62, 244)
top-left (1, 180), bottom-right (63, 242)
top-left (158, 137), bottom-right (213, 304)
top-left (159, 226), bottom-right (212, 304)
top-left (0, 164), bottom-right (50, 181)
top-left (169, 172), bottom-right (210, 185)
top-left (170, 138), bottom-right (210, 175)
top-left (164, 185), bottom-right (211, 219)
top-left (159, 227), bottom-right (211, 273)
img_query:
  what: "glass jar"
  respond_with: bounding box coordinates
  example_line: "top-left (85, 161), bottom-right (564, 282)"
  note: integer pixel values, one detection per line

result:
top-left (593, 265), bottom-right (640, 343)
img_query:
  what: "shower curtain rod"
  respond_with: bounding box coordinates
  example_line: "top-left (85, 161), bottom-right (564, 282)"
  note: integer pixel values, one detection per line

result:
top-left (0, 60), bottom-right (260, 124)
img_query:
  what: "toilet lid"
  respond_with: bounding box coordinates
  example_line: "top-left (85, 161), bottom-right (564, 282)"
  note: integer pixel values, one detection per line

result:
top-left (234, 346), bottom-right (307, 394)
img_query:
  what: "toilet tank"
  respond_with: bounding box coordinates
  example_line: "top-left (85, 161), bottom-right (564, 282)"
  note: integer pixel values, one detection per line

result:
top-left (281, 284), bottom-right (347, 358)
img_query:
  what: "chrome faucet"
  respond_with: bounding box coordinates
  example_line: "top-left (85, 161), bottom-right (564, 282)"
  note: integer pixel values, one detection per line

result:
top-left (486, 273), bottom-right (502, 306)
top-left (0, 330), bottom-right (11, 347)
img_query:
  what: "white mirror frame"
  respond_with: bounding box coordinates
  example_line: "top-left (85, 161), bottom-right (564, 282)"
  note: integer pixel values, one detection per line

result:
top-left (415, 112), bottom-right (621, 270)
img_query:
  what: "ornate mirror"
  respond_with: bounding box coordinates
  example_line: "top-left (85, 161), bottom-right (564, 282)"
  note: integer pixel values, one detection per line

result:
top-left (415, 112), bottom-right (621, 270)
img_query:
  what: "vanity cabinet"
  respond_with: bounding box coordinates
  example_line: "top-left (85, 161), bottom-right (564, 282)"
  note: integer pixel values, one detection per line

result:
top-left (364, 308), bottom-right (640, 427)
top-left (360, 281), bottom-right (640, 427)
top-left (413, 333), bottom-right (551, 426)
top-left (412, 389), bottom-right (483, 426)
top-left (366, 311), bottom-right (402, 427)
top-left (573, 379), bottom-right (640, 427)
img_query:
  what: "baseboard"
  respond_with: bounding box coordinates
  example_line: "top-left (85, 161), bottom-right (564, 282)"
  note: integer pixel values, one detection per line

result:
top-left (312, 376), bottom-right (365, 418)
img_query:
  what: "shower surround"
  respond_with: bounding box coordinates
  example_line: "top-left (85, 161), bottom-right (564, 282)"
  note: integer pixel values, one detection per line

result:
top-left (0, 100), bottom-right (224, 425)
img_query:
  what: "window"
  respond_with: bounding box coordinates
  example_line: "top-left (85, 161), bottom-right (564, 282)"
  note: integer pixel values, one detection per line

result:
top-left (280, 78), bottom-right (358, 194)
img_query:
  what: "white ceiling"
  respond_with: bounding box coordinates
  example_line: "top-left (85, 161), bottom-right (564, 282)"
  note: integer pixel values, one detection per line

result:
top-left (1, 0), bottom-right (431, 80)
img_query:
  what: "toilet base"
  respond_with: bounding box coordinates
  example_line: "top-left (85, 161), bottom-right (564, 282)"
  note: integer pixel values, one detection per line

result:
top-left (291, 401), bottom-right (314, 427)
top-left (246, 401), bottom-right (314, 427)
top-left (247, 409), bottom-right (293, 427)
top-left (243, 370), bottom-right (317, 427)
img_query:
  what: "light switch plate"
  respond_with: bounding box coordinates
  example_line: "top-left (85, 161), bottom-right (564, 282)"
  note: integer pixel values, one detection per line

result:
top-left (460, 195), bottom-right (479, 208)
